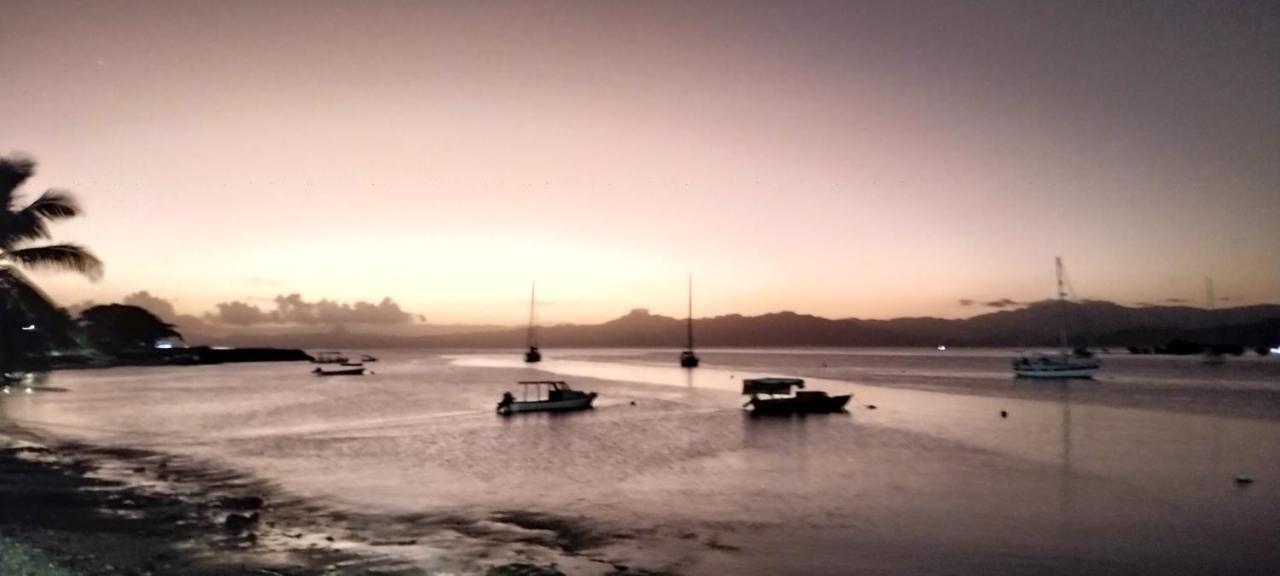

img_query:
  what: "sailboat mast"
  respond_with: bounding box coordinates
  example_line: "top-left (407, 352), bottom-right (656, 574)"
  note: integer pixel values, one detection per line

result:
top-left (528, 282), bottom-right (537, 347)
top-left (1056, 257), bottom-right (1069, 354)
top-left (686, 275), bottom-right (694, 351)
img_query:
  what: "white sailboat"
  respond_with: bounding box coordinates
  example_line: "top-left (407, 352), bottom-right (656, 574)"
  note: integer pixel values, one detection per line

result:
top-left (1012, 257), bottom-right (1101, 379)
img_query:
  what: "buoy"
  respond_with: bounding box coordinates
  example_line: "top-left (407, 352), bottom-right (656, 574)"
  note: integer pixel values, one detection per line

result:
top-left (629, 400), bottom-right (636, 406)
top-left (866, 404), bottom-right (877, 410)
top-left (1000, 410), bottom-right (1008, 418)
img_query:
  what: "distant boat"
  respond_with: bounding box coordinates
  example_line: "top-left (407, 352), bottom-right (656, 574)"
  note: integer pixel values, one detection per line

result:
top-left (525, 282), bottom-right (541, 363)
top-left (1012, 257), bottom-right (1101, 379)
top-left (497, 380), bottom-right (596, 415)
top-left (312, 351), bottom-right (348, 364)
top-left (680, 275), bottom-right (699, 368)
top-left (313, 366), bottom-right (364, 376)
top-left (360, 354), bottom-right (379, 363)
top-left (742, 377), bottom-right (850, 415)
top-left (1202, 277), bottom-right (1226, 366)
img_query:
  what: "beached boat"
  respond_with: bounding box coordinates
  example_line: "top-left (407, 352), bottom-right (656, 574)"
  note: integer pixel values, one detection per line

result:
top-left (497, 381), bottom-right (596, 415)
top-left (525, 283), bottom-right (542, 363)
top-left (1012, 257), bottom-right (1101, 379)
top-left (742, 377), bottom-right (850, 415)
top-left (679, 275), bottom-right (699, 368)
top-left (313, 366), bottom-right (364, 376)
top-left (312, 351), bottom-right (349, 364)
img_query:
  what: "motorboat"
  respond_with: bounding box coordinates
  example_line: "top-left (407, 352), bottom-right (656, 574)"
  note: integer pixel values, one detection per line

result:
top-left (313, 366), bottom-right (364, 377)
top-left (742, 377), bottom-right (850, 415)
top-left (497, 381), bottom-right (596, 415)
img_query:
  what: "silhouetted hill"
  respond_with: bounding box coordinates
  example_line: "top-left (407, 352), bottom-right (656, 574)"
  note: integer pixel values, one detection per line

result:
top-left (188, 302), bottom-right (1280, 350)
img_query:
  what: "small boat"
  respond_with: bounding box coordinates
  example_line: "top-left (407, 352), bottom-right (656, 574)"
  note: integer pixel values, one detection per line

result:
top-left (339, 361), bottom-right (365, 367)
top-left (312, 351), bottom-right (349, 364)
top-left (497, 381), bottom-right (596, 415)
top-left (1201, 278), bottom-right (1226, 366)
top-left (1012, 257), bottom-right (1101, 379)
top-left (313, 366), bottom-right (365, 376)
top-left (360, 354), bottom-right (379, 363)
top-left (1013, 353), bottom-right (1100, 379)
top-left (742, 378), bottom-right (850, 415)
top-left (679, 275), bottom-right (699, 368)
top-left (525, 282), bottom-right (542, 363)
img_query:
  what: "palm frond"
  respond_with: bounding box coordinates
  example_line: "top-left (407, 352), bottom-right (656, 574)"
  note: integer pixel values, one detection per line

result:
top-left (23, 189), bottom-right (82, 219)
top-left (0, 156), bottom-right (36, 211)
top-left (7, 243), bottom-right (104, 280)
top-left (0, 189), bottom-right (86, 246)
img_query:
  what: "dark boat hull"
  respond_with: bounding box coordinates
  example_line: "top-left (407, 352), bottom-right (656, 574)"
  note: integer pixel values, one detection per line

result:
top-left (313, 367), bottom-right (365, 376)
top-left (524, 348), bottom-right (542, 363)
top-left (748, 394), bottom-right (851, 415)
top-left (680, 351), bottom-right (699, 368)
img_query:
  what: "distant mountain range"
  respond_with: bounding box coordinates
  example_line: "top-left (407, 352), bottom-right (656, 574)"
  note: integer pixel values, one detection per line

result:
top-left (190, 300), bottom-right (1280, 350)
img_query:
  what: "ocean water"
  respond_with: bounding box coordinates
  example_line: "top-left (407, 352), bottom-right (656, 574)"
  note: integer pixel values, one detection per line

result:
top-left (4, 349), bottom-right (1280, 575)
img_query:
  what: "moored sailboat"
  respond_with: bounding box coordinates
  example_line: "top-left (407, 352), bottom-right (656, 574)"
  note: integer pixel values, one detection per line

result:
top-left (1012, 257), bottom-right (1101, 379)
top-left (1202, 277), bottom-right (1226, 365)
top-left (524, 282), bottom-right (541, 363)
top-left (680, 275), bottom-right (699, 368)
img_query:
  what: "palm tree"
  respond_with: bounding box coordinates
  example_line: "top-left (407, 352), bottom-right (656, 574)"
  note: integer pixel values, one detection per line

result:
top-left (0, 154), bottom-right (102, 371)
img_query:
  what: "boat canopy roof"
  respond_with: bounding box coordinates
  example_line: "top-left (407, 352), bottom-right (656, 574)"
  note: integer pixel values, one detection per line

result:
top-left (517, 380), bottom-right (571, 389)
top-left (742, 377), bottom-right (805, 395)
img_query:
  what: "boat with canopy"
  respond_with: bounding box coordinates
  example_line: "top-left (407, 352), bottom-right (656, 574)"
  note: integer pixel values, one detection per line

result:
top-left (742, 377), bottom-right (850, 415)
top-left (497, 380), bottom-right (596, 415)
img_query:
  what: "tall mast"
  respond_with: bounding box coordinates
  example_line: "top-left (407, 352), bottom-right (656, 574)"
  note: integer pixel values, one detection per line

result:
top-left (686, 275), bottom-right (694, 351)
top-left (527, 282), bottom-right (537, 347)
top-left (1056, 257), bottom-right (1069, 354)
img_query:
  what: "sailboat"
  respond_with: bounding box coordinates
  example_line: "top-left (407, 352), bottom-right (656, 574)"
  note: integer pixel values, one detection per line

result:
top-left (1202, 277), bottom-right (1226, 365)
top-left (679, 276), bottom-right (699, 368)
top-left (1012, 257), bottom-right (1101, 379)
top-left (524, 282), bottom-right (541, 363)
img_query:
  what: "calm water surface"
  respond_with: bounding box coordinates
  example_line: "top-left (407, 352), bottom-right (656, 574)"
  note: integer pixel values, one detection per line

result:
top-left (4, 349), bottom-right (1279, 575)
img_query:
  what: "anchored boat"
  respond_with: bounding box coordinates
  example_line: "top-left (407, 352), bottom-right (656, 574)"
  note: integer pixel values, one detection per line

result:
top-left (742, 377), bottom-right (850, 415)
top-left (680, 275), bottom-right (699, 368)
top-left (1012, 257), bottom-right (1101, 379)
top-left (524, 282), bottom-right (542, 363)
top-left (313, 366), bottom-right (364, 377)
top-left (497, 380), bottom-right (597, 415)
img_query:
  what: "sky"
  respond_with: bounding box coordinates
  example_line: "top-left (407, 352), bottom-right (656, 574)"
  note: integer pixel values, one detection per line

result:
top-left (2, 0), bottom-right (1277, 326)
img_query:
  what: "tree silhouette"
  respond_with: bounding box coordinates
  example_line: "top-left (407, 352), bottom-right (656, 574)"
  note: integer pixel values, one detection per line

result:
top-left (0, 155), bottom-right (102, 371)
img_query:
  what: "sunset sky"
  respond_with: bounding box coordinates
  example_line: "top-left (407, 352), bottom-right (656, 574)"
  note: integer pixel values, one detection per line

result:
top-left (3, 1), bottom-right (1277, 325)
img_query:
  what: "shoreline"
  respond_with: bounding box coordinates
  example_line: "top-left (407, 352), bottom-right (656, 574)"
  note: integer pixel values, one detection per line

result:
top-left (0, 409), bottom-right (644, 576)
top-left (0, 417), bottom-right (369, 575)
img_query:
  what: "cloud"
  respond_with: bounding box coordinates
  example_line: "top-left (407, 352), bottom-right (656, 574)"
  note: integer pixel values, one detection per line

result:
top-left (204, 293), bottom-right (415, 326)
top-left (958, 299), bottom-right (975, 307)
top-left (122, 291), bottom-right (178, 322)
top-left (984, 298), bottom-right (1021, 309)
top-left (211, 301), bottom-right (277, 326)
